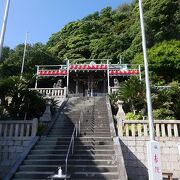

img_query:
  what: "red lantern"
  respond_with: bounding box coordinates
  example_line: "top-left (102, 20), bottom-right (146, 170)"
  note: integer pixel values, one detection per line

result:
top-left (99, 65), bottom-right (103, 69)
top-left (82, 65), bottom-right (86, 69)
top-left (117, 70), bottom-right (121, 75)
top-left (74, 65), bottom-right (78, 69)
top-left (135, 70), bottom-right (139, 74)
top-left (63, 70), bottom-right (67, 75)
top-left (102, 65), bottom-right (107, 69)
top-left (95, 65), bottom-right (99, 69)
top-left (131, 70), bottom-right (135, 74)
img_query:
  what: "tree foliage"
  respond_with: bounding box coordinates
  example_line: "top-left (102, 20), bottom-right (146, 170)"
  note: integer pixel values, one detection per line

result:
top-left (133, 40), bottom-right (180, 82)
top-left (0, 76), bottom-right (45, 119)
top-left (46, 0), bottom-right (180, 63)
top-left (0, 0), bottom-right (179, 119)
top-left (0, 43), bottom-right (59, 78)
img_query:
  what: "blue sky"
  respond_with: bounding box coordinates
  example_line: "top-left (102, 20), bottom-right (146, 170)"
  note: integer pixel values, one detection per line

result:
top-left (0, 0), bottom-right (131, 48)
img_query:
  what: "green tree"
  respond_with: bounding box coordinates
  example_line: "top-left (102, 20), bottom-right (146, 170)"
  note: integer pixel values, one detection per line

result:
top-left (133, 40), bottom-right (180, 82)
top-left (118, 76), bottom-right (146, 113)
top-left (0, 76), bottom-right (45, 119)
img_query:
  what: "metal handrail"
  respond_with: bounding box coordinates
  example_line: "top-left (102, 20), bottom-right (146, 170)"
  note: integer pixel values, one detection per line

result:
top-left (78, 111), bottom-right (84, 134)
top-left (65, 124), bottom-right (77, 176)
top-left (64, 101), bottom-right (85, 177)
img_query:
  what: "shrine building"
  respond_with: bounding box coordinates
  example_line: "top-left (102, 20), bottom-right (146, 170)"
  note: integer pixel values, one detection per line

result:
top-left (34, 59), bottom-right (141, 97)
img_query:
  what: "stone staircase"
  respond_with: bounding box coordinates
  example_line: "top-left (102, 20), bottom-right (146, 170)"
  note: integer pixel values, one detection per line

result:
top-left (12, 97), bottom-right (125, 180)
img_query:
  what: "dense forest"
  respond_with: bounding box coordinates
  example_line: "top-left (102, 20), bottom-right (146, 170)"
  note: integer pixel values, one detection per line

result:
top-left (0, 0), bottom-right (180, 119)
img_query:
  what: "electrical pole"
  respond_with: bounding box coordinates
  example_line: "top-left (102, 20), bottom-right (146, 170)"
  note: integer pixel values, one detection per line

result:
top-left (0, 0), bottom-right (10, 61)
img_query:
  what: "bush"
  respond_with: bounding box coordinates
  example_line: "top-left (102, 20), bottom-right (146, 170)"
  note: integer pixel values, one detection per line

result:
top-left (125, 112), bottom-right (142, 120)
top-left (153, 108), bottom-right (175, 120)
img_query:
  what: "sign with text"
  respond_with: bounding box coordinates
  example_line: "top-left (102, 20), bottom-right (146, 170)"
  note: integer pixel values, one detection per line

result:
top-left (147, 141), bottom-right (162, 180)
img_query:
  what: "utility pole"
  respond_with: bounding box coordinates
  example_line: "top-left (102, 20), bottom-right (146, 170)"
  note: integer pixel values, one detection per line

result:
top-left (138, 0), bottom-right (162, 179)
top-left (20, 32), bottom-right (28, 79)
top-left (0, 0), bottom-right (10, 61)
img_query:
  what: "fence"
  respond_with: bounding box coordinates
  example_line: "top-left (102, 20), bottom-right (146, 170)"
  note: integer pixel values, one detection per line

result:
top-left (29, 87), bottom-right (67, 98)
top-left (0, 119), bottom-right (38, 137)
top-left (118, 120), bottom-right (180, 137)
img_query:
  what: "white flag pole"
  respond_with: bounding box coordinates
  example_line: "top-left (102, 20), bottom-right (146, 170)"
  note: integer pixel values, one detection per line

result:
top-left (0, 0), bottom-right (11, 60)
top-left (20, 32), bottom-right (28, 79)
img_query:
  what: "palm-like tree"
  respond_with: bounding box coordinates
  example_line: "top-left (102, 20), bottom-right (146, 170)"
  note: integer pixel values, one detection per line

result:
top-left (117, 76), bottom-right (146, 112)
top-left (0, 76), bottom-right (45, 119)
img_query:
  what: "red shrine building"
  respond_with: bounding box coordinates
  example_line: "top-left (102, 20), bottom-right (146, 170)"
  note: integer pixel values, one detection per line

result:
top-left (34, 59), bottom-right (141, 96)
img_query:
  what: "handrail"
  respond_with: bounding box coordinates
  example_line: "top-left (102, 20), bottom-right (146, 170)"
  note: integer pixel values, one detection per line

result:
top-left (65, 124), bottom-right (77, 176)
top-left (64, 99), bottom-right (86, 177)
top-left (78, 111), bottom-right (84, 135)
top-left (78, 98), bottom-right (86, 135)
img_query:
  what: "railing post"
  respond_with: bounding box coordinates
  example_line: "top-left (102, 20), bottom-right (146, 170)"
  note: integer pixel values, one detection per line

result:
top-left (65, 158), bottom-right (67, 176)
top-left (72, 136), bottom-right (74, 155)
top-left (31, 118), bottom-right (38, 137)
top-left (117, 118), bottom-right (123, 137)
top-left (174, 124), bottom-right (179, 137)
top-left (79, 120), bottom-right (80, 135)
top-left (76, 122), bottom-right (78, 137)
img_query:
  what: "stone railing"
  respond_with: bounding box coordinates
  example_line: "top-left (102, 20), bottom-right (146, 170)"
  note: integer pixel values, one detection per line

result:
top-left (30, 87), bottom-right (67, 98)
top-left (118, 120), bottom-right (180, 137)
top-left (0, 119), bottom-right (38, 137)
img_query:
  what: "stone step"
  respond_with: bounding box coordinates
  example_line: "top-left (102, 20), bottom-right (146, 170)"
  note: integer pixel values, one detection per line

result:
top-left (28, 154), bottom-right (115, 160)
top-left (49, 131), bottom-right (111, 135)
top-left (19, 164), bottom-right (118, 172)
top-left (34, 145), bottom-right (114, 150)
top-left (14, 171), bottom-right (53, 179)
top-left (71, 172), bottom-right (119, 179)
top-left (48, 133), bottom-right (111, 137)
top-left (23, 159), bottom-right (117, 166)
top-left (30, 149), bottom-right (114, 155)
top-left (38, 140), bottom-right (113, 145)
top-left (13, 179), bottom-right (46, 180)
top-left (41, 136), bottom-right (113, 141)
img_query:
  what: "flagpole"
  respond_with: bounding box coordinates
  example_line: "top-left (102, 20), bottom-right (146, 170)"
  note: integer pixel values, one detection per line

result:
top-left (138, 0), bottom-right (154, 141)
top-left (20, 32), bottom-right (28, 79)
top-left (0, 0), bottom-right (11, 61)
top-left (138, 0), bottom-right (162, 179)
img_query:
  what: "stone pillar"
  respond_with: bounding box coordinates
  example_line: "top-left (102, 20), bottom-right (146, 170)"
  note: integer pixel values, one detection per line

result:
top-left (31, 118), bottom-right (38, 137)
top-left (103, 79), bottom-right (106, 93)
top-left (76, 80), bottom-right (78, 94)
top-left (116, 100), bottom-right (125, 137)
top-left (40, 98), bottom-right (51, 123)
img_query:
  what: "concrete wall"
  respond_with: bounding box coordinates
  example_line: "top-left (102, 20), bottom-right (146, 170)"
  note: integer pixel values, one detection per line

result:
top-left (120, 137), bottom-right (180, 180)
top-left (0, 137), bottom-right (33, 178)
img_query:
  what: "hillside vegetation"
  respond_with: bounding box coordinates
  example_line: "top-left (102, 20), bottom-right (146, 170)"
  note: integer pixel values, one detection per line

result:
top-left (0, 0), bottom-right (179, 82)
top-left (47, 0), bottom-right (179, 66)
top-left (0, 0), bottom-right (180, 119)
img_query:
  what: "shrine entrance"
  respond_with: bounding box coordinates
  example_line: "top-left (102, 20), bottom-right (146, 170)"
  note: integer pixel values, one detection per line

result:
top-left (69, 70), bottom-right (107, 97)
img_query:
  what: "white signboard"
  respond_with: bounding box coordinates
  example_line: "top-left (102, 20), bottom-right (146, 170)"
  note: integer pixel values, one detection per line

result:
top-left (147, 141), bottom-right (162, 180)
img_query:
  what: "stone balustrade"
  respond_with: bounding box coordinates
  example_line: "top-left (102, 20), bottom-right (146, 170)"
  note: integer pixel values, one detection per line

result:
top-left (118, 120), bottom-right (180, 137)
top-left (0, 119), bottom-right (38, 137)
top-left (30, 87), bottom-right (67, 98)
